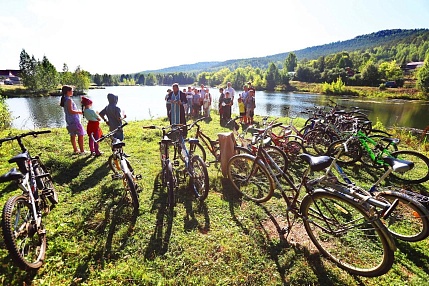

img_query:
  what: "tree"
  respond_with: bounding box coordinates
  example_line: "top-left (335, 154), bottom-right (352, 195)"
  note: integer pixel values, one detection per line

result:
top-left (361, 60), bottom-right (380, 86)
top-left (284, 52), bottom-right (297, 72)
top-left (38, 56), bottom-right (59, 92)
top-left (378, 60), bottom-right (403, 81)
top-left (72, 66), bottom-right (90, 92)
top-left (61, 63), bottom-right (73, 85)
top-left (416, 54), bottom-right (429, 93)
top-left (0, 95), bottom-right (11, 130)
top-left (93, 73), bottom-right (102, 86)
top-left (19, 49), bottom-right (38, 91)
top-left (265, 63), bottom-right (280, 90)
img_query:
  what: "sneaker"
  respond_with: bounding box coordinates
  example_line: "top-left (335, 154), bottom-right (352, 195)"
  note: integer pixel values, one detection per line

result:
top-left (79, 151), bottom-right (90, 156)
top-left (95, 152), bottom-right (103, 157)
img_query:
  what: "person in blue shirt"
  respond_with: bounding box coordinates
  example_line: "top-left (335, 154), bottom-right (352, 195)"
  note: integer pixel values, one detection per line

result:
top-left (165, 83), bottom-right (188, 136)
top-left (99, 93), bottom-right (127, 141)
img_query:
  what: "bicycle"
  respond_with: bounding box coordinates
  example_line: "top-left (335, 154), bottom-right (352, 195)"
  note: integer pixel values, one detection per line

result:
top-left (143, 124), bottom-right (209, 211)
top-left (226, 123), bottom-right (397, 277)
top-left (186, 116), bottom-right (288, 174)
top-left (92, 121), bottom-right (140, 212)
top-left (327, 127), bottom-right (429, 184)
top-left (0, 130), bottom-right (58, 271)
top-left (319, 138), bottom-right (429, 242)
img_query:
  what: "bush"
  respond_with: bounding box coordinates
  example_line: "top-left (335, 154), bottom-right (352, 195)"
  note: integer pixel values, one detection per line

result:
top-left (0, 95), bottom-right (12, 130)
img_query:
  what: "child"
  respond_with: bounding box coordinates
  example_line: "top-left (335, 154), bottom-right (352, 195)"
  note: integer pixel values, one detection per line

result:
top-left (238, 97), bottom-right (246, 123)
top-left (99, 93), bottom-right (127, 141)
top-left (81, 96), bottom-right (103, 156)
top-left (245, 89), bottom-right (256, 124)
top-left (60, 85), bottom-right (86, 155)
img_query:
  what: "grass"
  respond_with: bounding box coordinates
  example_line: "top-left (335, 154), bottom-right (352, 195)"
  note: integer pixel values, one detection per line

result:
top-left (1, 113), bottom-right (429, 285)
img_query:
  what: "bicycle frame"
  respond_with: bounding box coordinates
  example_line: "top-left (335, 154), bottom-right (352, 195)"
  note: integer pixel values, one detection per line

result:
top-left (357, 130), bottom-right (397, 165)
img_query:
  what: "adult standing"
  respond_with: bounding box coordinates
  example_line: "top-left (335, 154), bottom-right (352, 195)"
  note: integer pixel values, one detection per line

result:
top-left (186, 86), bottom-right (194, 116)
top-left (60, 85), bottom-right (86, 154)
top-left (166, 83), bottom-right (187, 126)
top-left (220, 90), bottom-right (233, 126)
top-left (225, 82), bottom-right (235, 102)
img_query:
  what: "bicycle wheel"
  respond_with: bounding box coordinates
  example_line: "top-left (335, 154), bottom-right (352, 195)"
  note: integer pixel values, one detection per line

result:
top-left (123, 172), bottom-right (139, 212)
top-left (303, 129), bottom-right (338, 155)
top-left (33, 159), bottom-right (58, 205)
top-left (263, 145), bottom-right (288, 176)
top-left (388, 150), bottom-right (429, 184)
top-left (189, 155), bottom-right (209, 201)
top-left (376, 190), bottom-right (429, 242)
top-left (1, 195), bottom-right (47, 270)
top-left (165, 160), bottom-right (175, 210)
top-left (301, 190), bottom-right (394, 277)
top-left (282, 136), bottom-right (306, 161)
top-left (326, 139), bottom-right (362, 164)
top-left (227, 154), bottom-right (275, 203)
top-left (186, 141), bottom-right (207, 163)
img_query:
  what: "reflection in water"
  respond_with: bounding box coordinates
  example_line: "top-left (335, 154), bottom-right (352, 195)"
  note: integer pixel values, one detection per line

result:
top-left (5, 86), bottom-right (429, 130)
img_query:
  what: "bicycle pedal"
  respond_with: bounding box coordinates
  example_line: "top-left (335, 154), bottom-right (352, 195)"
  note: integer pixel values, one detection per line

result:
top-left (111, 173), bottom-right (122, 180)
top-left (135, 174), bottom-right (142, 180)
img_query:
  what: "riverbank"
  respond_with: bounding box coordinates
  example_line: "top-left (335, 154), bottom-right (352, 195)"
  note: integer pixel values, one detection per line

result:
top-left (285, 81), bottom-right (426, 100)
top-left (0, 85), bottom-right (105, 98)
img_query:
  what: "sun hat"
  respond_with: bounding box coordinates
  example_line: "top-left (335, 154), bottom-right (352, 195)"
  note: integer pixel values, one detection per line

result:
top-left (81, 96), bottom-right (92, 106)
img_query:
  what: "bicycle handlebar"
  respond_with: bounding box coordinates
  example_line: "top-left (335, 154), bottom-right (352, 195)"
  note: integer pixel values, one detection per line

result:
top-left (0, 130), bottom-right (52, 145)
top-left (93, 121), bottom-right (128, 143)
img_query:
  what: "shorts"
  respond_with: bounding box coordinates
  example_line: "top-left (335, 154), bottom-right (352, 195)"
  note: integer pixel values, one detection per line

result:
top-left (66, 123), bottom-right (86, 136)
top-left (239, 112), bottom-right (246, 116)
top-left (246, 109), bottom-right (254, 118)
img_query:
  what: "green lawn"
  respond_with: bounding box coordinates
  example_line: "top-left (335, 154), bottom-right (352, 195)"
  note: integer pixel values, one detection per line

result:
top-left (1, 114), bottom-right (429, 285)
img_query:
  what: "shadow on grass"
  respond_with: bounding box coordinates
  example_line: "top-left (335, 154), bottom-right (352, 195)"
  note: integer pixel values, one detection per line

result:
top-left (44, 155), bottom-right (90, 184)
top-left (144, 172), bottom-right (174, 259)
top-left (68, 182), bottom-right (138, 284)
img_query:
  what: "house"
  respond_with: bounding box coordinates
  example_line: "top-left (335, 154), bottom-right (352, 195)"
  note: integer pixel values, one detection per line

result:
top-left (0, 69), bottom-right (22, 84)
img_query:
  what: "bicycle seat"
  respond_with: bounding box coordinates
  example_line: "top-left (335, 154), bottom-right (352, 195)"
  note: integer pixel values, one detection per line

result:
top-left (299, 154), bottom-right (333, 171)
top-left (112, 138), bottom-right (125, 148)
top-left (382, 157), bottom-right (414, 173)
top-left (8, 152), bottom-right (27, 164)
top-left (0, 168), bottom-right (24, 183)
top-left (381, 138), bottom-right (400, 145)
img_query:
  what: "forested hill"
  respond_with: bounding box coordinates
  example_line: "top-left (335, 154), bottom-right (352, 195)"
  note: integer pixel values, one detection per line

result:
top-left (141, 29), bottom-right (429, 73)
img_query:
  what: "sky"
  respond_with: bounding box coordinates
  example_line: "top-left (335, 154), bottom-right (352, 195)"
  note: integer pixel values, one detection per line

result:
top-left (0, 0), bottom-right (428, 75)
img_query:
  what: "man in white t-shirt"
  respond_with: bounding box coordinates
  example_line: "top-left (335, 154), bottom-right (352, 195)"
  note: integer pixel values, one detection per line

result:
top-left (225, 82), bottom-right (235, 102)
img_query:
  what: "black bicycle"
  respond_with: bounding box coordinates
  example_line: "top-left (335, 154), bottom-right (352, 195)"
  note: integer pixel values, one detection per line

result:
top-left (143, 124), bottom-right (209, 211)
top-left (92, 122), bottom-right (140, 212)
top-left (0, 130), bottom-right (58, 271)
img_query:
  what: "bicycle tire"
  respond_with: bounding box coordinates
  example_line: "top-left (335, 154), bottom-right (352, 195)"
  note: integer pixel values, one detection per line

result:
top-left (376, 190), bottom-right (429, 242)
top-left (303, 129), bottom-right (339, 155)
top-left (123, 172), bottom-right (139, 212)
top-left (326, 139), bottom-right (363, 164)
top-left (227, 154), bottom-right (275, 203)
top-left (189, 155), bottom-right (209, 201)
top-left (165, 160), bottom-right (175, 210)
top-left (109, 155), bottom-right (132, 174)
top-left (263, 145), bottom-right (288, 176)
top-left (33, 159), bottom-right (58, 205)
top-left (301, 190), bottom-right (394, 277)
top-left (186, 141), bottom-right (207, 163)
top-left (1, 195), bottom-right (47, 270)
top-left (388, 150), bottom-right (429, 184)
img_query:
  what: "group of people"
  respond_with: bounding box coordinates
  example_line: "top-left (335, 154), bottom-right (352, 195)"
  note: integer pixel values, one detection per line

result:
top-left (61, 81), bottom-right (256, 154)
top-left (60, 85), bottom-right (126, 156)
top-left (166, 84), bottom-right (212, 120)
top-left (219, 82), bottom-right (256, 126)
top-left (165, 81), bottom-right (256, 129)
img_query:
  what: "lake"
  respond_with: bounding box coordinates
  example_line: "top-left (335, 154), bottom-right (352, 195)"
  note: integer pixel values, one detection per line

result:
top-left (5, 85), bottom-right (429, 130)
